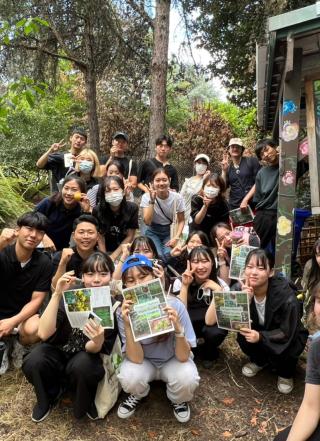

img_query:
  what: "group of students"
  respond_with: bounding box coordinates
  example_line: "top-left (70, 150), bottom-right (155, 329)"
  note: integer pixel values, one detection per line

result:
top-left (0, 128), bottom-right (317, 440)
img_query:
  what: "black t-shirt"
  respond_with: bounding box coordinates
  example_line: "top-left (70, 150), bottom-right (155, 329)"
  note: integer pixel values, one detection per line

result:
top-left (0, 245), bottom-right (53, 319)
top-left (92, 201), bottom-right (139, 251)
top-left (35, 198), bottom-right (82, 251)
top-left (306, 333), bottom-right (320, 385)
top-left (44, 152), bottom-right (72, 192)
top-left (100, 155), bottom-right (138, 179)
top-left (138, 158), bottom-right (179, 191)
top-left (226, 156), bottom-right (261, 210)
top-left (190, 195), bottom-right (229, 241)
top-left (52, 247), bottom-right (88, 278)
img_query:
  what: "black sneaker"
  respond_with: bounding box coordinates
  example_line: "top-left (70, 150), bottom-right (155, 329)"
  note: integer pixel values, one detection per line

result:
top-left (171, 401), bottom-right (190, 423)
top-left (31, 404), bottom-right (51, 423)
top-left (117, 394), bottom-right (142, 419)
top-left (86, 402), bottom-right (99, 420)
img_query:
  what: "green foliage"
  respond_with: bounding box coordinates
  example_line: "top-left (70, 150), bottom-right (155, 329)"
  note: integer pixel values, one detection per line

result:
top-left (183, 0), bottom-right (315, 106)
top-left (0, 72), bottom-right (85, 170)
top-left (0, 167), bottom-right (32, 226)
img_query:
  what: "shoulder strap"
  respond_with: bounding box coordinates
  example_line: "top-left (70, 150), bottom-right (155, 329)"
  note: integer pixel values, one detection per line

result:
top-left (127, 159), bottom-right (132, 179)
top-left (155, 197), bottom-right (173, 223)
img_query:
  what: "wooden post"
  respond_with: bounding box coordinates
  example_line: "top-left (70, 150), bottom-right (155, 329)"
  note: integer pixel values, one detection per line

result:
top-left (274, 47), bottom-right (302, 277)
top-left (306, 78), bottom-right (320, 214)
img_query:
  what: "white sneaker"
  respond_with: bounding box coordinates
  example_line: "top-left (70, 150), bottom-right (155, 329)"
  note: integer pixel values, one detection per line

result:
top-left (171, 401), bottom-right (191, 423)
top-left (277, 377), bottom-right (293, 394)
top-left (0, 345), bottom-right (9, 375)
top-left (11, 338), bottom-right (28, 369)
top-left (242, 362), bottom-right (265, 378)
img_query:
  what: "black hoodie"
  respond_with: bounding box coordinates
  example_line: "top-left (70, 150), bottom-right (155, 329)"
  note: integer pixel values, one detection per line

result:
top-left (249, 275), bottom-right (308, 356)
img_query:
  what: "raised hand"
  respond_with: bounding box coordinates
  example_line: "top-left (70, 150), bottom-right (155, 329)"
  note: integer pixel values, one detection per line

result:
top-left (181, 260), bottom-right (194, 287)
top-left (83, 319), bottom-right (104, 346)
top-left (0, 228), bottom-right (18, 247)
top-left (50, 139), bottom-right (66, 153)
top-left (215, 238), bottom-right (228, 261)
top-left (221, 152), bottom-right (229, 171)
top-left (240, 277), bottom-right (254, 300)
top-left (55, 270), bottom-right (77, 296)
top-left (163, 305), bottom-right (182, 333)
top-left (61, 247), bottom-right (75, 265)
top-left (145, 183), bottom-right (157, 202)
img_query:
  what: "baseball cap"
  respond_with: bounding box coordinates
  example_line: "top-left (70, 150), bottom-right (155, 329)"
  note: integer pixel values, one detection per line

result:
top-left (194, 154), bottom-right (210, 164)
top-left (228, 138), bottom-right (244, 147)
top-left (121, 254), bottom-right (153, 274)
top-left (113, 132), bottom-right (129, 142)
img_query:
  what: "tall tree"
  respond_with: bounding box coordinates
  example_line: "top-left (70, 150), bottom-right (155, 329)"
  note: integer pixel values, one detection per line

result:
top-left (0, 0), bottom-right (150, 153)
top-left (183, 0), bottom-right (315, 107)
top-left (148, 0), bottom-right (171, 155)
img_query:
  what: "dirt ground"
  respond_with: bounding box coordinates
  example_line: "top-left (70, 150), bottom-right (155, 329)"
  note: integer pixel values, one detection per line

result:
top-left (0, 334), bottom-right (305, 441)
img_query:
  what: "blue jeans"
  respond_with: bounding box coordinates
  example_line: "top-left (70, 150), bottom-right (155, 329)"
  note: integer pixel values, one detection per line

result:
top-left (145, 223), bottom-right (171, 262)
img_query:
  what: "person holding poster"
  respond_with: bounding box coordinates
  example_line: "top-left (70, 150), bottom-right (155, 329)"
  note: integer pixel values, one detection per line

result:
top-left (22, 252), bottom-right (118, 423)
top-left (179, 246), bottom-right (229, 368)
top-left (237, 249), bottom-right (308, 394)
top-left (117, 254), bottom-right (199, 423)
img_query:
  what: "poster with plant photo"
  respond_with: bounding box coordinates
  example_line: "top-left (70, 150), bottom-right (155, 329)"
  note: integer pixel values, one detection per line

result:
top-left (229, 206), bottom-right (254, 225)
top-left (122, 278), bottom-right (174, 342)
top-left (229, 244), bottom-right (257, 280)
top-left (213, 291), bottom-right (251, 332)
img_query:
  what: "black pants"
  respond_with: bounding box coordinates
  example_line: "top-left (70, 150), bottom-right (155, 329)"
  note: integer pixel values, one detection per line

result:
top-left (237, 334), bottom-right (299, 378)
top-left (253, 209), bottom-right (277, 251)
top-left (192, 321), bottom-right (228, 361)
top-left (22, 343), bottom-right (104, 418)
top-left (273, 423), bottom-right (320, 440)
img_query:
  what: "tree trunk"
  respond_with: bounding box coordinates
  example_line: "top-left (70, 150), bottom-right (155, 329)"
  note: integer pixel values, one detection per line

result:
top-left (148, 0), bottom-right (171, 157)
top-left (83, 8), bottom-right (100, 155)
top-left (84, 68), bottom-right (100, 155)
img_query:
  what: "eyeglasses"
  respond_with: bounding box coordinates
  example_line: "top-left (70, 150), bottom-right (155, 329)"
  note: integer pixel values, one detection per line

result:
top-left (196, 287), bottom-right (212, 306)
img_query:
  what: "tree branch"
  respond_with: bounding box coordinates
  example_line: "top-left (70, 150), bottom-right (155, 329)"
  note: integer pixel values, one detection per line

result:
top-left (126, 0), bottom-right (154, 29)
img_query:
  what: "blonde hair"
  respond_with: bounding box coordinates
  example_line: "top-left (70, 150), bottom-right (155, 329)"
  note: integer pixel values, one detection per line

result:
top-left (76, 148), bottom-right (101, 178)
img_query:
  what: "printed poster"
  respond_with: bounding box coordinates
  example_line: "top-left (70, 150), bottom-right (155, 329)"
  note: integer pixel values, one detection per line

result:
top-left (229, 206), bottom-right (254, 225)
top-left (229, 244), bottom-right (257, 280)
top-left (213, 291), bottom-right (251, 332)
top-left (122, 278), bottom-right (174, 342)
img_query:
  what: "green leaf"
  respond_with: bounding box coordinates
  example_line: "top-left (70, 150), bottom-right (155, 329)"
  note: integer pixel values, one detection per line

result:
top-left (34, 17), bottom-right (49, 27)
top-left (24, 90), bottom-right (35, 107)
top-left (16, 18), bottom-right (27, 28)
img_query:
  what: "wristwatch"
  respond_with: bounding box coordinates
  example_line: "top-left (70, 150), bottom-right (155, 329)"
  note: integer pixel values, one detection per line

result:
top-left (175, 327), bottom-right (185, 338)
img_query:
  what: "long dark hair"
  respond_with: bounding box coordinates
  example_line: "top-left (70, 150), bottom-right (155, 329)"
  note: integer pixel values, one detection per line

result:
top-left (81, 251), bottom-right (114, 276)
top-left (130, 236), bottom-right (159, 258)
top-left (50, 175), bottom-right (87, 206)
top-left (96, 175), bottom-right (126, 217)
top-left (306, 239), bottom-right (320, 292)
top-left (186, 230), bottom-right (210, 247)
top-left (189, 245), bottom-right (219, 284)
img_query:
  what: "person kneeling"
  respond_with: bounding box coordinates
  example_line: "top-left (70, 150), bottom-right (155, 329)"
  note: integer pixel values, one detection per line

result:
top-left (117, 254), bottom-right (200, 423)
top-left (22, 252), bottom-right (118, 422)
top-left (237, 249), bottom-right (308, 394)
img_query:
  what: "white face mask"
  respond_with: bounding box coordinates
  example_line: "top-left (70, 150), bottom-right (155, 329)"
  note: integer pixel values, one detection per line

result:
top-left (195, 163), bottom-right (207, 175)
top-left (105, 191), bottom-right (123, 207)
top-left (204, 186), bottom-right (220, 199)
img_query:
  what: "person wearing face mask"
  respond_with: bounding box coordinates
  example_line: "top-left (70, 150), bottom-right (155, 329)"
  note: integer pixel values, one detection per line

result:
top-left (92, 176), bottom-right (138, 261)
top-left (190, 174), bottom-right (229, 243)
top-left (74, 149), bottom-right (101, 191)
top-left (180, 154), bottom-right (210, 225)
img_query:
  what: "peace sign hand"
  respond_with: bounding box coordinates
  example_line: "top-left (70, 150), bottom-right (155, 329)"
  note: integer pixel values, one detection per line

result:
top-left (145, 183), bottom-right (157, 203)
top-left (240, 277), bottom-right (254, 300)
top-left (181, 260), bottom-right (194, 287)
top-left (221, 152), bottom-right (229, 171)
top-left (215, 238), bottom-right (228, 260)
top-left (50, 139), bottom-right (66, 153)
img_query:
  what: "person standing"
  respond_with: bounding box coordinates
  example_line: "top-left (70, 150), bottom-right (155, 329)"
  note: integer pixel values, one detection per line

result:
top-left (221, 138), bottom-right (260, 210)
top-left (36, 127), bottom-right (87, 192)
top-left (180, 154), bottom-right (210, 224)
top-left (100, 132), bottom-right (138, 190)
top-left (138, 135), bottom-right (179, 193)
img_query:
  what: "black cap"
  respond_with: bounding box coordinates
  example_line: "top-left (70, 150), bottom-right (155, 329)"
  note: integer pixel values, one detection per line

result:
top-left (71, 127), bottom-right (87, 140)
top-left (113, 131), bottom-right (129, 142)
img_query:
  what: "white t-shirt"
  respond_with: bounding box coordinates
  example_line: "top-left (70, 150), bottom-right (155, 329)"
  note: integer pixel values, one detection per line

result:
top-left (140, 191), bottom-right (185, 225)
top-left (254, 296), bottom-right (266, 326)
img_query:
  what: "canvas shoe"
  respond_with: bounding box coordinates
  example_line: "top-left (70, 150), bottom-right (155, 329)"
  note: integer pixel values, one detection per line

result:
top-left (117, 394), bottom-right (142, 419)
top-left (242, 362), bottom-right (265, 378)
top-left (171, 401), bottom-right (191, 423)
top-left (31, 404), bottom-right (51, 423)
top-left (0, 345), bottom-right (9, 375)
top-left (277, 377), bottom-right (294, 394)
